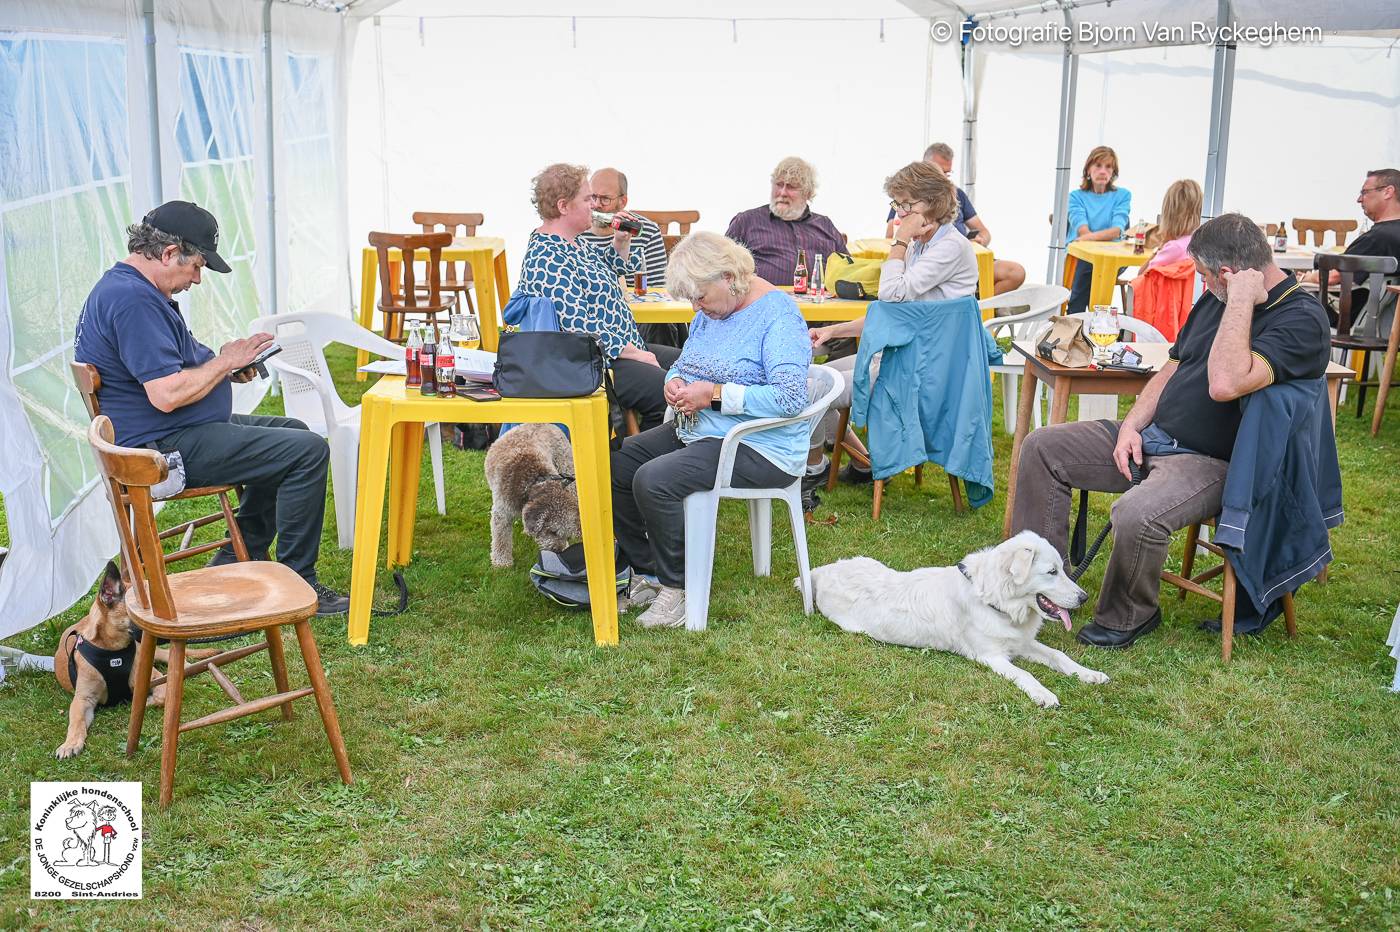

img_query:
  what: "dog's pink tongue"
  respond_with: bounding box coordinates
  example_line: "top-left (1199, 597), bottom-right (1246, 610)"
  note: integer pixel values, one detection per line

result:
top-left (1058, 607), bottom-right (1072, 631)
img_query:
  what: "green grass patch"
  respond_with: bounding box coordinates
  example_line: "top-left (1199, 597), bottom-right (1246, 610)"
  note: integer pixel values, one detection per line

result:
top-left (2, 344), bottom-right (1398, 929)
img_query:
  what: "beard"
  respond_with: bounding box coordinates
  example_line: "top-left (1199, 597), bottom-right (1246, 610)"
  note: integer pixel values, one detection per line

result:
top-left (769, 198), bottom-right (806, 222)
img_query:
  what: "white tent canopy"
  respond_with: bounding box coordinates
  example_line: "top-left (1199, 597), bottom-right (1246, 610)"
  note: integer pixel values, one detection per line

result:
top-left (1, 0), bottom-right (1397, 635)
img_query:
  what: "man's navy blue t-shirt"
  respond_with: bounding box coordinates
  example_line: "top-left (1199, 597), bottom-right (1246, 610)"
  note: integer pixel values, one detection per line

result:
top-left (73, 262), bottom-right (232, 447)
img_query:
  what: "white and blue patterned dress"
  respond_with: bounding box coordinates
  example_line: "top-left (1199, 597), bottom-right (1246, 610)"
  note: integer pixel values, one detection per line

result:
top-left (516, 231), bottom-right (644, 360)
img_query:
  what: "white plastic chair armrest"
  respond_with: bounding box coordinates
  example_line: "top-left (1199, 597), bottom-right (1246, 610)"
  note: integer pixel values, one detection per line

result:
top-left (712, 366), bottom-right (843, 491)
top-left (267, 357), bottom-right (340, 433)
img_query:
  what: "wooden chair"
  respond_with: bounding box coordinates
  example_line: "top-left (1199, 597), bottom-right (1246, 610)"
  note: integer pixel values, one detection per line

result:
top-left (825, 407), bottom-right (963, 519)
top-left (412, 211), bottom-right (484, 315)
top-left (1161, 520), bottom-right (1296, 662)
top-left (368, 231), bottom-right (457, 342)
top-left (71, 362), bottom-right (250, 566)
top-left (1292, 218), bottom-right (1358, 248)
top-left (86, 415), bottom-right (351, 808)
top-left (635, 210), bottom-right (700, 255)
top-left (1317, 253), bottom-right (1400, 430)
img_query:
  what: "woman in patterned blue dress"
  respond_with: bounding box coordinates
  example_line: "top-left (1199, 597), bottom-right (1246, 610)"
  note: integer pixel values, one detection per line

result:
top-left (516, 163), bottom-right (681, 430)
top-left (612, 232), bottom-right (813, 629)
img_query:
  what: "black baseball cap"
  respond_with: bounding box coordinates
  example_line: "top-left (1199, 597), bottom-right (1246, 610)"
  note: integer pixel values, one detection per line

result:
top-left (143, 200), bottom-right (231, 273)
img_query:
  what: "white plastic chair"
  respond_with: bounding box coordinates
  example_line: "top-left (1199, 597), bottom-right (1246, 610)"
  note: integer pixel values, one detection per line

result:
top-left (682, 364), bottom-right (843, 632)
top-left (980, 284), bottom-right (1069, 435)
top-left (250, 312), bottom-right (447, 549)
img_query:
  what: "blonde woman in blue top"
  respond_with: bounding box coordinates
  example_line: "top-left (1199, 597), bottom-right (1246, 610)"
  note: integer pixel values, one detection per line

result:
top-left (516, 163), bottom-right (681, 430)
top-left (612, 232), bottom-right (812, 629)
top-left (1066, 145), bottom-right (1132, 313)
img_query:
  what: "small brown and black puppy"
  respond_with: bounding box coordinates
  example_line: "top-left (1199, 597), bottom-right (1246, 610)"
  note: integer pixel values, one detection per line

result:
top-left (53, 561), bottom-right (214, 759)
top-left (484, 423), bottom-right (580, 566)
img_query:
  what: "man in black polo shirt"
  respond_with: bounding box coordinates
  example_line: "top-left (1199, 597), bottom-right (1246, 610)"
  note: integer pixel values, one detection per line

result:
top-left (1009, 213), bottom-right (1330, 648)
top-left (74, 201), bottom-right (349, 615)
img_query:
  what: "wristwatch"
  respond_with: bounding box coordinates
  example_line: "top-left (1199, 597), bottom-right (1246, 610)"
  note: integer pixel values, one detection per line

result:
top-left (710, 383), bottom-right (724, 412)
top-left (891, 238), bottom-right (909, 249)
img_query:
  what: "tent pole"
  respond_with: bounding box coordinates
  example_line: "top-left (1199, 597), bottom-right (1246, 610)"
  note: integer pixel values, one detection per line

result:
top-left (922, 19), bottom-right (935, 148)
top-left (1046, 38), bottom-right (1078, 285)
top-left (142, 0), bottom-right (162, 203)
top-left (263, 0), bottom-right (279, 320)
top-left (1202, 0), bottom-right (1236, 221)
top-left (961, 32), bottom-right (977, 204)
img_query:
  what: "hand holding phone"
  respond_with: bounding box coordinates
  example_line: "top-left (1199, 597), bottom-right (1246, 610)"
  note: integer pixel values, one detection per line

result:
top-left (246, 342), bottom-right (282, 379)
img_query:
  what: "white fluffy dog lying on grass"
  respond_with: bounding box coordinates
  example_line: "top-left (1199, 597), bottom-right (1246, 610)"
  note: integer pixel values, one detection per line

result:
top-left (809, 531), bottom-right (1108, 708)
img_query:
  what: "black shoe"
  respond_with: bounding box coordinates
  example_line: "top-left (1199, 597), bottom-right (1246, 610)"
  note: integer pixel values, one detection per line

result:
top-left (1076, 610), bottom-right (1161, 649)
top-left (208, 547), bottom-right (269, 567)
top-left (1197, 617), bottom-right (1267, 637)
top-left (802, 460), bottom-right (831, 491)
top-left (312, 582), bottom-right (350, 616)
top-left (838, 462), bottom-right (874, 485)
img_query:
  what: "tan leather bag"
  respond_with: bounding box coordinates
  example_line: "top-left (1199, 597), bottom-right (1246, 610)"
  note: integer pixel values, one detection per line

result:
top-left (1036, 315), bottom-right (1093, 368)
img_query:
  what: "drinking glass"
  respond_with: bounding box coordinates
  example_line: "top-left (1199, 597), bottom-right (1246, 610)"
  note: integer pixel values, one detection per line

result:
top-left (450, 313), bottom-right (480, 351)
top-left (1085, 306), bottom-right (1119, 365)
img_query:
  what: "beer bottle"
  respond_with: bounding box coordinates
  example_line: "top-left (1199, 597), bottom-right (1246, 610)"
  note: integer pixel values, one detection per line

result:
top-left (793, 248), bottom-right (809, 294)
top-left (405, 324), bottom-right (422, 387)
top-left (419, 323), bottom-right (438, 395)
top-left (1274, 221), bottom-right (1288, 253)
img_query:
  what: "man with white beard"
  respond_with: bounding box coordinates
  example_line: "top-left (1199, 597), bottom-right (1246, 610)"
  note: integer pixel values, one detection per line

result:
top-left (725, 156), bottom-right (847, 286)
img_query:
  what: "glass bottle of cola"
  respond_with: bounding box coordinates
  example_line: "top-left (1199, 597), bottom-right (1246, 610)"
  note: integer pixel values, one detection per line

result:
top-left (405, 324), bottom-right (423, 387)
top-left (419, 323), bottom-right (438, 395)
top-left (793, 248), bottom-right (809, 295)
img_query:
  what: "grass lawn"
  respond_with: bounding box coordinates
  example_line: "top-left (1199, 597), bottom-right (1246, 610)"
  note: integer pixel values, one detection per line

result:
top-left (3, 344), bottom-right (1399, 930)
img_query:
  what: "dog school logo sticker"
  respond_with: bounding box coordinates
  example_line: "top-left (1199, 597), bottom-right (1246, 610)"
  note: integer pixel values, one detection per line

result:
top-left (31, 782), bottom-right (142, 899)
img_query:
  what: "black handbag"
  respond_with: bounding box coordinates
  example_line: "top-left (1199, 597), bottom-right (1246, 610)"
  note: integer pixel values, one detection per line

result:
top-left (493, 331), bottom-right (606, 398)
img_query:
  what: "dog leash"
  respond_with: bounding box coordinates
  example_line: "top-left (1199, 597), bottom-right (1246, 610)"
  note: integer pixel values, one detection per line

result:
top-left (1067, 459), bottom-right (1143, 582)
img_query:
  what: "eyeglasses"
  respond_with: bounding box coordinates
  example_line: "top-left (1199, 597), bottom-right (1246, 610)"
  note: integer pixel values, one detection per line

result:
top-left (588, 194), bottom-right (621, 206)
top-left (888, 199), bottom-right (925, 212)
top-left (1358, 186), bottom-right (1391, 197)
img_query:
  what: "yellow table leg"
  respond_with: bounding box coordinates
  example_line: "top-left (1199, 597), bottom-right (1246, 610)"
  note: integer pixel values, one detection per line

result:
top-left (469, 250), bottom-right (499, 353)
top-left (348, 396), bottom-right (390, 645)
top-left (388, 421), bottom-right (425, 568)
top-left (569, 395), bottom-right (619, 646)
top-left (357, 249), bottom-right (379, 380)
top-left (1088, 256), bottom-right (1119, 309)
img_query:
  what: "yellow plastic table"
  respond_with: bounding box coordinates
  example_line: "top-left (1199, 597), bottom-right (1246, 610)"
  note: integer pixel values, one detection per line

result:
top-left (1062, 240), bottom-right (1155, 310)
top-left (357, 237), bottom-right (512, 378)
top-left (846, 237), bottom-right (995, 302)
top-left (347, 377), bottom-right (617, 646)
top-left (627, 288), bottom-right (871, 324)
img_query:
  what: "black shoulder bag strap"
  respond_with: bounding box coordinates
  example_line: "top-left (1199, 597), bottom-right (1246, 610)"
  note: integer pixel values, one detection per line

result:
top-left (1068, 459), bottom-right (1143, 582)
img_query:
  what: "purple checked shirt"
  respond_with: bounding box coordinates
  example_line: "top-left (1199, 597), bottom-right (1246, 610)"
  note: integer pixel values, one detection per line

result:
top-left (725, 205), bottom-right (847, 286)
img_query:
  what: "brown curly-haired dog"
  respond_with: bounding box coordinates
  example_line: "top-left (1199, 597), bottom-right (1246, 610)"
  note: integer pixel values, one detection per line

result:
top-left (484, 424), bottom-right (580, 566)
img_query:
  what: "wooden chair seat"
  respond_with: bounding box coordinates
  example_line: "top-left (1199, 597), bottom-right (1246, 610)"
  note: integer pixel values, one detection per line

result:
top-left (1331, 332), bottom-right (1389, 352)
top-left (125, 562), bottom-right (316, 640)
top-left (167, 485), bottom-right (238, 501)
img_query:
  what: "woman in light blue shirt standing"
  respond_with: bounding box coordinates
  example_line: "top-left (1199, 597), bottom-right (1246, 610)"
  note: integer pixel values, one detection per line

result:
top-left (611, 232), bottom-right (812, 629)
top-left (1066, 145), bottom-right (1132, 313)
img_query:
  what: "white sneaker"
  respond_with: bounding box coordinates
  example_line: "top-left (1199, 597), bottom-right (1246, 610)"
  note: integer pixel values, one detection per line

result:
top-left (636, 586), bottom-right (686, 629)
top-left (627, 576), bottom-right (662, 608)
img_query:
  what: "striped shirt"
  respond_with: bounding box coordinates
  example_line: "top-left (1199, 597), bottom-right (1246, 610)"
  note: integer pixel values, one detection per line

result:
top-left (725, 205), bottom-right (847, 286)
top-left (578, 217), bottom-right (669, 288)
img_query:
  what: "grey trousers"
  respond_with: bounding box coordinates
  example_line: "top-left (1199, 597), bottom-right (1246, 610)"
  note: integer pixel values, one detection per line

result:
top-left (1009, 419), bottom-right (1229, 631)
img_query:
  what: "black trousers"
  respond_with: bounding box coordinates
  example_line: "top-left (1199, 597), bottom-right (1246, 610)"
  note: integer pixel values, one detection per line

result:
top-left (611, 343), bottom-right (681, 433)
top-left (154, 414), bottom-right (330, 583)
top-left (612, 423), bottom-right (797, 589)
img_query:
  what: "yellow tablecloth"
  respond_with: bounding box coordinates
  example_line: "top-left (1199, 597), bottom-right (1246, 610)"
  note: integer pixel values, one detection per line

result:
top-left (846, 237), bottom-right (995, 301)
top-left (356, 237), bottom-right (511, 378)
top-left (348, 378), bottom-right (617, 647)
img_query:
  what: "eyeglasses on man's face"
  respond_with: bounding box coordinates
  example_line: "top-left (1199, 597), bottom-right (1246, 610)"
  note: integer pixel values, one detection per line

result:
top-left (1358, 185), bottom-right (1392, 198)
top-left (589, 193), bottom-right (622, 207)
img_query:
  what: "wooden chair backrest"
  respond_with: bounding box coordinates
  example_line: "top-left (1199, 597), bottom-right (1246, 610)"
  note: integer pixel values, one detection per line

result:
top-left (368, 231), bottom-right (453, 310)
top-left (1317, 253), bottom-right (1399, 340)
top-left (87, 415), bottom-right (177, 621)
top-left (1292, 218), bottom-right (1358, 248)
top-left (71, 362), bottom-right (103, 419)
top-left (413, 211), bottom-right (483, 238)
top-left (636, 210), bottom-right (701, 255)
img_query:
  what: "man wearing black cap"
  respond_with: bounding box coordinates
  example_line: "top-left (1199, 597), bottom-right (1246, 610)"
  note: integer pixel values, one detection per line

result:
top-left (74, 201), bottom-right (349, 615)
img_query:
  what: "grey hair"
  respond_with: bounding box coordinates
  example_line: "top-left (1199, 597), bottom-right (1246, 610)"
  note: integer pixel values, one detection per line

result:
top-left (1368, 167), bottom-right (1400, 195)
top-left (923, 142), bottom-right (955, 163)
top-left (771, 156), bottom-right (817, 199)
top-left (126, 222), bottom-right (199, 263)
top-left (1187, 213), bottom-right (1273, 273)
top-left (666, 231), bottom-right (755, 301)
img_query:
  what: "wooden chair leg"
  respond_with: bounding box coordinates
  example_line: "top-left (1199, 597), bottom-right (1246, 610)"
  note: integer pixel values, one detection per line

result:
top-left (1179, 523), bottom-right (1201, 600)
top-left (159, 640), bottom-right (187, 808)
top-left (947, 473), bottom-right (965, 513)
top-left (1221, 562), bottom-right (1237, 663)
top-left (827, 407), bottom-right (849, 493)
top-left (218, 490), bottom-right (250, 561)
top-left (1371, 323), bottom-right (1399, 437)
top-left (872, 479), bottom-right (884, 520)
top-left (126, 629), bottom-right (159, 758)
top-left (265, 627), bottom-right (294, 721)
top-left (293, 620), bottom-right (353, 784)
top-left (1355, 350), bottom-right (1370, 418)
top-left (914, 465), bottom-right (924, 488)
top-left (623, 408), bottom-right (640, 436)
top-left (1282, 591), bottom-right (1297, 639)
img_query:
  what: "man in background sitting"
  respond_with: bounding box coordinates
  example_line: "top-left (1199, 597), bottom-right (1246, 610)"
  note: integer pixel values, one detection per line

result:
top-left (726, 156), bottom-right (847, 287)
top-left (885, 142), bottom-right (1025, 296)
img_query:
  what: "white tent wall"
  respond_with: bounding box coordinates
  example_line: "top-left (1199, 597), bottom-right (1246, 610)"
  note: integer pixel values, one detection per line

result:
top-left (0, 0), bottom-right (350, 638)
top-left (345, 0), bottom-right (954, 309)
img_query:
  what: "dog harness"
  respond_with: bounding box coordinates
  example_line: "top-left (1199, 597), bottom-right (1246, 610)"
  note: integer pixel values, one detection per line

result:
top-left (526, 473), bottom-right (575, 492)
top-left (63, 629), bottom-right (141, 707)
